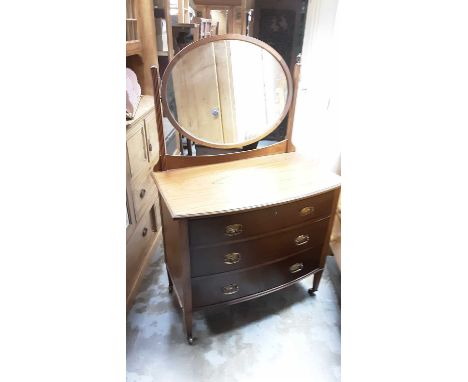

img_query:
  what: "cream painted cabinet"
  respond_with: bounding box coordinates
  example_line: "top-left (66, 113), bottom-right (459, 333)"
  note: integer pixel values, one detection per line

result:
top-left (145, 111), bottom-right (160, 163)
top-left (126, 95), bottom-right (163, 310)
top-left (127, 120), bottom-right (149, 178)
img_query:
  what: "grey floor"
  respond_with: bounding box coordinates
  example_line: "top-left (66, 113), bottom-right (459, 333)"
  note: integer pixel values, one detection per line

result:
top-left (127, 242), bottom-right (341, 382)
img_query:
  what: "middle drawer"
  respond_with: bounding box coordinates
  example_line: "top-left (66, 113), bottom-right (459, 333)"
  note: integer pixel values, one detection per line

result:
top-left (131, 172), bottom-right (158, 223)
top-left (190, 218), bottom-right (329, 277)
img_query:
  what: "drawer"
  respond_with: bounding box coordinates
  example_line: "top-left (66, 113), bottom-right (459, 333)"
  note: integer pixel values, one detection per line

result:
top-left (191, 218), bottom-right (329, 277)
top-left (189, 191), bottom-right (335, 246)
top-left (145, 111), bottom-right (160, 164)
top-left (191, 247), bottom-right (321, 308)
top-left (127, 119), bottom-right (149, 179)
top-left (126, 204), bottom-right (157, 294)
top-left (131, 172), bottom-right (158, 222)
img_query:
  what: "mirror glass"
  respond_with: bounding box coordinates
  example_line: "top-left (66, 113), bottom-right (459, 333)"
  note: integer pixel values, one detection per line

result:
top-left (165, 39), bottom-right (289, 147)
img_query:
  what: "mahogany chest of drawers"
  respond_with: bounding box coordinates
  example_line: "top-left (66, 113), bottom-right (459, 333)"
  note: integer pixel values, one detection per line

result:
top-left (153, 152), bottom-right (341, 344)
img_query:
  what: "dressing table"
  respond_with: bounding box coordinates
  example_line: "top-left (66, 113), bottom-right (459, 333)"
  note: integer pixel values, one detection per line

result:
top-left (149, 35), bottom-right (341, 344)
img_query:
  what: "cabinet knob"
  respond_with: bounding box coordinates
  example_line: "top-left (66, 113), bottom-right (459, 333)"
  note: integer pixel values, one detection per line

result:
top-left (222, 283), bottom-right (239, 295)
top-left (300, 206), bottom-right (315, 216)
top-left (294, 234), bottom-right (310, 246)
top-left (140, 189), bottom-right (146, 198)
top-left (148, 143), bottom-right (153, 152)
top-left (142, 227), bottom-right (148, 237)
top-left (289, 262), bottom-right (304, 273)
top-left (225, 224), bottom-right (243, 237)
top-left (211, 107), bottom-right (219, 117)
top-left (224, 252), bottom-right (241, 265)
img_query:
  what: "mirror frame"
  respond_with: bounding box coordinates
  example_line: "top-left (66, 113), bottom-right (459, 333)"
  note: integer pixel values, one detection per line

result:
top-left (161, 34), bottom-right (294, 150)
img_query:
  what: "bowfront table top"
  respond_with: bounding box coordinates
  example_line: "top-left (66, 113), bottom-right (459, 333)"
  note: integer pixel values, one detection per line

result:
top-left (153, 152), bottom-right (341, 219)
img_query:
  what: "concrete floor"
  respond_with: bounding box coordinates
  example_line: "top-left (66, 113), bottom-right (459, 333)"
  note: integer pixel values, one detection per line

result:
top-left (127, 243), bottom-right (341, 382)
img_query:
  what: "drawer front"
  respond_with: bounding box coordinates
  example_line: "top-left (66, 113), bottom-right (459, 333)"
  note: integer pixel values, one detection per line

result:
top-left (126, 205), bottom-right (157, 294)
top-left (132, 172), bottom-right (158, 222)
top-left (145, 111), bottom-right (160, 164)
top-left (127, 120), bottom-right (149, 179)
top-left (191, 218), bottom-right (329, 277)
top-left (189, 191), bottom-right (334, 246)
top-left (191, 248), bottom-right (321, 308)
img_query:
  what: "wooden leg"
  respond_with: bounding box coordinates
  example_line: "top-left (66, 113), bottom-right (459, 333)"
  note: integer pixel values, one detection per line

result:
top-left (308, 269), bottom-right (323, 296)
top-left (183, 308), bottom-right (193, 345)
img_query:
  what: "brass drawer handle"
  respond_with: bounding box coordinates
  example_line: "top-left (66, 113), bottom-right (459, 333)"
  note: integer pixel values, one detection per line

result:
top-left (295, 234), bottom-right (310, 246)
top-left (225, 224), bottom-right (243, 237)
top-left (300, 206), bottom-right (315, 216)
top-left (140, 189), bottom-right (146, 198)
top-left (142, 227), bottom-right (148, 237)
top-left (222, 283), bottom-right (239, 295)
top-left (224, 252), bottom-right (241, 265)
top-left (289, 262), bottom-right (304, 273)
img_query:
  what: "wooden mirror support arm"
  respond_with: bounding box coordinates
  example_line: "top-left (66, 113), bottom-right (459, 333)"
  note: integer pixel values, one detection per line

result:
top-left (151, 66), bottom-right (167, 171)
top-left (285, 62), bottom-right (301, 153)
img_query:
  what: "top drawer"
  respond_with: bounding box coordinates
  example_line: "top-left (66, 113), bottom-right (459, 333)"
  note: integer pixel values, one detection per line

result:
top-left (145, 111), bottom-right (160, 164)
top-left (189, 191), bottom-right (335, 246)
top-left (127, 119), bottom-right (148, 179)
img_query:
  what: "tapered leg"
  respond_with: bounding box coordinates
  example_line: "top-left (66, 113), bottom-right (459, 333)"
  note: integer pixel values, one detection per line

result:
top-left (308, 269), bottom-right (323, 296)
top-left (166, 267), bottom-right (173, 293)
top-left (183, 308), bottom-right (193, 345)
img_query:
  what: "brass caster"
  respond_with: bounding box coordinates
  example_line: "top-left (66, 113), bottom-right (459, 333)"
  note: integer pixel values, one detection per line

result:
top-left (187, 336), bottom-right (194, 345)
top-left (308, 288), bottom-right (316, 296)
top-left (168, 285), bottom-right (173, 293)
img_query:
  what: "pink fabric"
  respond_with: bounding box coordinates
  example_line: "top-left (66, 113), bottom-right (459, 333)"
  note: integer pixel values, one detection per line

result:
top-left (126, 68), bottom-right (141, 117)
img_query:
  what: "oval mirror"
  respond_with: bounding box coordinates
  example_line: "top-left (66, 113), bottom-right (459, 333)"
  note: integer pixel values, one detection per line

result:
top-left (161, 35), bottom-right (293, 149)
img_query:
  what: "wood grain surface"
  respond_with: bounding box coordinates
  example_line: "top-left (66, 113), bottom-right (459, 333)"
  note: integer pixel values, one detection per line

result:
top-left (164, 140), bottom-right (288, 170)
top-left (154, 152), bottom-right (341, 218)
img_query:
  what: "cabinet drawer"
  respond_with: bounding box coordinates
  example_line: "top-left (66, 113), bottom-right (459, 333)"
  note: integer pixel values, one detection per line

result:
top-left (191, 218), bottom-right (329, 277)
top-left (126, 205), bottom-right (157, 294)
top-left (132, 173), bottom-right (158, 222)
top-left (145, 111), bottom-right (160, 164)
top-left (188, 191), bottom-right (334, 246)
top-left (191, 248), bottom-right (321, 308)
top-left (127, 120), bottom-right (148, 178)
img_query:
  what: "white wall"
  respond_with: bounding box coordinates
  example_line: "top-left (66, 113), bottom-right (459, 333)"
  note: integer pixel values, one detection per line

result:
top-left (292, 0), bottom-right (340, 175)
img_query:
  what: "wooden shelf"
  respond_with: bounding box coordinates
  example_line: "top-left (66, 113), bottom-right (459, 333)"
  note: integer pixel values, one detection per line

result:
top-left (172, 23), bottom-right (196, 28)
top-left (126, 40), bottom-right (142, 56)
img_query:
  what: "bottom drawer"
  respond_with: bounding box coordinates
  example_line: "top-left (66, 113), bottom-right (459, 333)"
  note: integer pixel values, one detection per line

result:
top-left (191, 247), bottom-right (322, 308)
top-left (126, 204), bottom-right (157, 294)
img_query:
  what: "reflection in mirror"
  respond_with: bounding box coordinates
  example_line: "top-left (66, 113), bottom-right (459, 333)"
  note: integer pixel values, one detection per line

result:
top-left (166, 40), bottom-right (288, 146)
